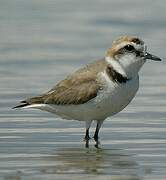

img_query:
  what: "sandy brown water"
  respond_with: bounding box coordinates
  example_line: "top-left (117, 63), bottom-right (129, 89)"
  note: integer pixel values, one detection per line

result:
top-left (0, 0), bottom-right (166, 179)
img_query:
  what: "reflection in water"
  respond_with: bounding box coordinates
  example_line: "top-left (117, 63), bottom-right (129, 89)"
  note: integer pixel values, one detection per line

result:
top-left (1, 0), bottom-right (166, 179)
top-left (40, 148), bottom-right (142, 179)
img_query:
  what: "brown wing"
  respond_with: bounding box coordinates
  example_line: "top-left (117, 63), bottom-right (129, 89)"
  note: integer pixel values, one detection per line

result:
top-left (13, 59), bottom-right (106, 108)
top-left (43, 76), bottom-right (99, 105)
top-left (43, 59), bottom-right (106, 105)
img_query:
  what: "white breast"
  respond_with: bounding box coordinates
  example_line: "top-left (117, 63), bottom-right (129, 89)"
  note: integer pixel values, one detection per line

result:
top-left (41, 71), bottom-right (139, 121)
top-left (93, 71), bottom-right (139, 119)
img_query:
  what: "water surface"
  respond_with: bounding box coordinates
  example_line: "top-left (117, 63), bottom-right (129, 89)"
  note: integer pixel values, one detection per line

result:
top-left (0, 0), bottom-right (166, 179)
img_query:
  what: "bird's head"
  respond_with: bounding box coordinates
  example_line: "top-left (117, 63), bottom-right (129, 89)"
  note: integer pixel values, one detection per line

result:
top-left (106, 36), bottom-right (161, 78)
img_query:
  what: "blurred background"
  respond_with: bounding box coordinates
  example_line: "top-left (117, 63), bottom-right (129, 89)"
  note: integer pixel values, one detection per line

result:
top-left (0, 0), bottom-right (166, 179)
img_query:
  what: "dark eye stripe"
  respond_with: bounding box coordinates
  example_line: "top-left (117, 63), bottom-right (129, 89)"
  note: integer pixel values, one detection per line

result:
top-left (124, 45), bottom-right (135, 51)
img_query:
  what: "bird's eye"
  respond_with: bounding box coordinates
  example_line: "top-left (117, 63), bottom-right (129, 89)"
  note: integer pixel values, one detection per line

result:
top-left (124, 45), bottom-right (134, 51)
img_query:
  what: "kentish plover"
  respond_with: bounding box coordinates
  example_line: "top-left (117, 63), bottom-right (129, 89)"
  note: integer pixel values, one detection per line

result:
top-left (14, 36), bottom-right (161, 148)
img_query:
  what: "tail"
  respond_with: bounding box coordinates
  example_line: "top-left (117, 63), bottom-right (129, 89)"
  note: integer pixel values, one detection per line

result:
top-left (12, 100), bottom-right (30, 109)
top-left (13, 96), bottom-right (44, 109)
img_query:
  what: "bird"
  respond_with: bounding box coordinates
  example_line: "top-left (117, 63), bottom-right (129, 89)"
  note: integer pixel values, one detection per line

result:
top-left (13, 36), bottom-right (161, 148)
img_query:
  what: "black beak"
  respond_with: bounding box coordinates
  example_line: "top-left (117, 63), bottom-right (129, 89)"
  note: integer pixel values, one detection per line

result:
top-left (144, 52), bottom-right (162, 61)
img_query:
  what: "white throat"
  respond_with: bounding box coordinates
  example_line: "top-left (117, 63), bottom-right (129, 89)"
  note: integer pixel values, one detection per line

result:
top-left (118, 54), bottom-right (145, 78)
top-left (105, 55), bottom-right (145, 79)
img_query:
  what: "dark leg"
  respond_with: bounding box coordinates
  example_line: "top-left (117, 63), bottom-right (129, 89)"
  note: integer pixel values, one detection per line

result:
top-left (93, 120), bottom-right (103, 148)
top-left (84, 128), bottom-right (90, 148)
top-left (94, 124), bottom-right (100, 148)
top-left (84, 120), bottom-right (92, 148)
top-left (94, 125), bottom-right (99, 142)
top-left (84, 128), bottom-right (90, 140)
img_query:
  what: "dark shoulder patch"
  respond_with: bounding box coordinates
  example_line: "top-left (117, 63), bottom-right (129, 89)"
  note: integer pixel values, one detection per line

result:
top-left (106, 66), bottom-right (130, 83)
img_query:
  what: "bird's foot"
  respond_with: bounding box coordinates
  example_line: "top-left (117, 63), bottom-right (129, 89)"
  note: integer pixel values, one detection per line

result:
top-left (94, 136), bottom-right (101, 149)
top-left (85, 140), bottom-right (89, 148)
top-left (83, 136), bottom-right (91, 148)
top-left (94, 140), bottom-right (101, 148)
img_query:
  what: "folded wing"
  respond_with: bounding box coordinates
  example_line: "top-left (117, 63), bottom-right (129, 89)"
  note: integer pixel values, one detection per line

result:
top-left (13, 59), bottom-right (106, 108)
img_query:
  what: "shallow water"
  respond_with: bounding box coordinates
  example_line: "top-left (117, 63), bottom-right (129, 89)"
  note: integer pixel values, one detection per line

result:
top-left (0, 0), bottom-right (166, 179)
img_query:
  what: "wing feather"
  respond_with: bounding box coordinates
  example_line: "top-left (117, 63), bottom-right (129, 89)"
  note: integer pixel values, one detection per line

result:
top-left (43, 59), bottom-right (106, 105)
top-left (14, 59), bottom-right (106, 107)
top-left (44, 73), bottom-right (101, 105)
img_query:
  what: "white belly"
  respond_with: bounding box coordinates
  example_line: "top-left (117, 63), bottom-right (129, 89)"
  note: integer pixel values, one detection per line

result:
top-left (94, 75), bottom-right (139, 118)
top-left (38, 74), bottom-right (139, 121)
